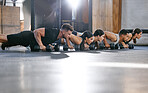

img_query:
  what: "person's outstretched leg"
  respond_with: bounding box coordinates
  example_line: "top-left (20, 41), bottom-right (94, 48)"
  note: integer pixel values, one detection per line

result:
top-left (1, 31), bottom-right (33, 50)
top-left (0, 34), bottom-right (8, 50)
top-left (0, 34), bottom-right (8, 43)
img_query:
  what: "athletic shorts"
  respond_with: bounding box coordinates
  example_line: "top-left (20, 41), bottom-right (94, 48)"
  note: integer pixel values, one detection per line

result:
top-left (7, 31), bottom-right (34, 47)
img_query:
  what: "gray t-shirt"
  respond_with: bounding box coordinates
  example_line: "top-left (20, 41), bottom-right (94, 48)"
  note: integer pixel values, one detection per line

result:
top-left (106, 34), bottom-right (119, 45)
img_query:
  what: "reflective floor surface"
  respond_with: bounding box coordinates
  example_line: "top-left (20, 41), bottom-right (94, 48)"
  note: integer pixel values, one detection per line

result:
top-left (0, 46), bottom-right (148, 93)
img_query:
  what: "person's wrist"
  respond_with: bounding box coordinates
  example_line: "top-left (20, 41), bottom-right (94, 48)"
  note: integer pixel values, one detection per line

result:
top-left (39, 44), bottom-right (44, 47)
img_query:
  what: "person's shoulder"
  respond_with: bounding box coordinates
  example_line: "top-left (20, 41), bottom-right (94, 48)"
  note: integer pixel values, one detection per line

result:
top-left (128, 33), bottom-right (133, 38)
top-left (104, 31), bottom-right (110, 33)
top-left (104, 31), bottom-right (113, 34)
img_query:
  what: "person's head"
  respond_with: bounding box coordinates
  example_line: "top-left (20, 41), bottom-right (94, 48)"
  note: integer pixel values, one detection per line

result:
top-left (81, 31), bottom-right (93, 45)
top-left (132, 28), bottom-right (142, 39)
top-left (94, 29), bottom-right (105, 42)
top-left (132, 28), bottom-right (142, 43)
top-left (61, 23), bottom-right (74, 37)
top-left (119, 29), bottom-right (129, 42)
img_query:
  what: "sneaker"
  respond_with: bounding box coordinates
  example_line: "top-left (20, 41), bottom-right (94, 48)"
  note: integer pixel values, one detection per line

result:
top-left (1, 43), bottom-right (6, 50)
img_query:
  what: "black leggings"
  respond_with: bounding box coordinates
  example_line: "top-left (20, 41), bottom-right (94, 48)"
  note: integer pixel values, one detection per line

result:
top-left (6, 31), bottom-right (35, 47)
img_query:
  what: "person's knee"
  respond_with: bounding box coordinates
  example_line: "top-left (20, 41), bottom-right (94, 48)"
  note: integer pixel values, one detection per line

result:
top-left (0, 34), bottom-right (8, 42)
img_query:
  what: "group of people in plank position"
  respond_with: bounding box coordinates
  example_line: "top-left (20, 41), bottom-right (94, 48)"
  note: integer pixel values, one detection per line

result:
top-left (0, 23), bottom-right (142, 51)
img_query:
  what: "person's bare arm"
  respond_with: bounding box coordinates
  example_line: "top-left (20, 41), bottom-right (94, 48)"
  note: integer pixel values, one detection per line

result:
top-left (103, 37), bottom-right (110, 48)
top-left (33, 28), bottom-right (46, 51)
top-left (69, 34), bottom-right (82, 45)
top-left (104, 31), bottom-right (117, 42)
top-left (65, 34), bottom-right (82, 49)
top-left (103, 31), bottom-right (118, 48)
top-left (84, 43), bottom-right (90, 50)
top-left (95, 41), bottom-right (99, 49)
top-left (65, 35), bottom-right (74, 49)
top-left (121, 42), bottom-right (128, 48)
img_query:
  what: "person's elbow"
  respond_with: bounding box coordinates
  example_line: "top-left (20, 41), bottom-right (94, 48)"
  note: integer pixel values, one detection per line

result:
top-left (33, 28), bottom-right (45, 37)
top-left (34, 30), bottom-right (40, 37)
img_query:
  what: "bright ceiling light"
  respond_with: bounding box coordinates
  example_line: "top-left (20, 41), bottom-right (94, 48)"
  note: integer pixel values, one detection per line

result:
top-left (67, 0), bottom-right (80, 10)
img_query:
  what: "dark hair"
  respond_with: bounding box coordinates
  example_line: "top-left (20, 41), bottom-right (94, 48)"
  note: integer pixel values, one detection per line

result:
top-left (94, 29), bottom-right (104, 36)
top-left (119, 29), bottom-right (129, 36)
top-left (132, 28), bottom-right (142, 43)
top-left (80, 31), bottom-right (93, 50)
top-left (61, 23), bottom-right (74, 31)
top-left (81, 31), bottom-right (93, 40)
top-left (132, 28), bottom-right (142, 36)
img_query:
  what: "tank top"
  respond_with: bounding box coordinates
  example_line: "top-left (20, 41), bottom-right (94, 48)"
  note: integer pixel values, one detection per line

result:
top-left (41, 27), bottom-right (60, 46)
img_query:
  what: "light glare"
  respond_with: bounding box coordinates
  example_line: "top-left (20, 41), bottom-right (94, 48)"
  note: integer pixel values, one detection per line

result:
top-left (67, 0), bottom-right (80, 10)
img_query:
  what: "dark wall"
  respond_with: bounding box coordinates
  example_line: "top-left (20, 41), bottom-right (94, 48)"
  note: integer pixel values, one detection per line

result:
top-left (34, 0), bottom-right (60, 29)
top-left (74, 0), bottom-right (89, 32)
top-left (61, 0), bottom-right (72, 21)
top-left (32, 0), bottom-right (90, 32)
top-left (23, 0), bottom-right (31, 30)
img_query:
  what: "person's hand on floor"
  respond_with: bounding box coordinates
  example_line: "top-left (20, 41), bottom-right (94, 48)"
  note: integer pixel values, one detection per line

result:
top-left (40, 45), bottom-right (46, 51)
top-left (105, 43), bottom-right (110, 48)
top-left (123, 44), bottom-right (129, 48)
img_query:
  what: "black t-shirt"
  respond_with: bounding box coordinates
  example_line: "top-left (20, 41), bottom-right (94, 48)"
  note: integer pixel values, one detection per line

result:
top-left (41, 27), bottom-right (60, 46)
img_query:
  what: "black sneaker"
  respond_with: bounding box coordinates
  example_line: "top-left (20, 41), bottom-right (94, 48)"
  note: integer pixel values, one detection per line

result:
top-left (1, 43), bottom-right (6, 50)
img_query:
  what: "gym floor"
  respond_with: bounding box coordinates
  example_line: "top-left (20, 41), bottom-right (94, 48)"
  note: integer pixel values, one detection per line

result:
top-left (0, 46), bottom-right (148, 93)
